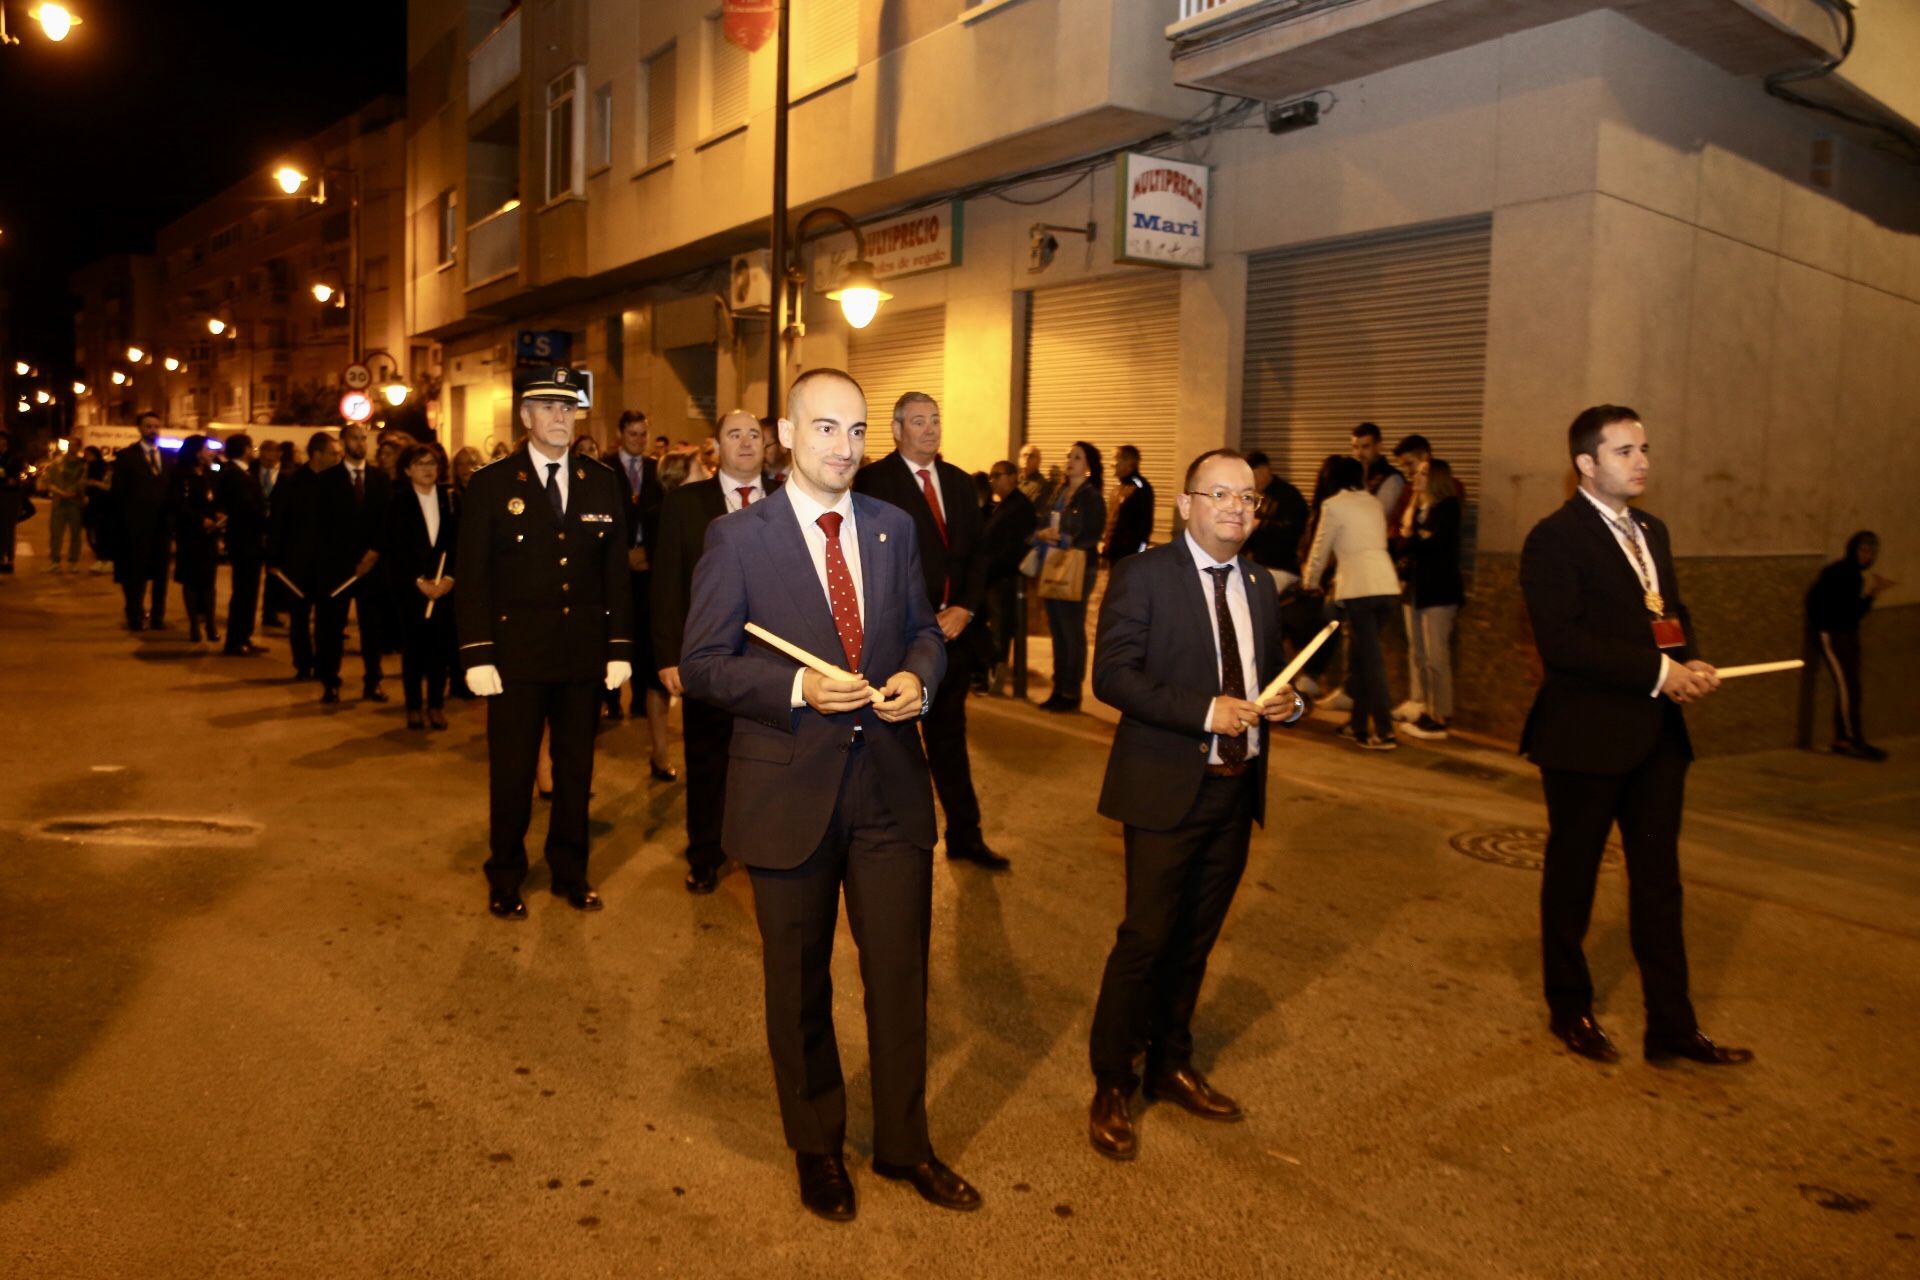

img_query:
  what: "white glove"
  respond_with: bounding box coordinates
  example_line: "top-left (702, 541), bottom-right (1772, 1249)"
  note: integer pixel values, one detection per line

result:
top-left (466, 664), bottom-right (504, 697)
top-left (605, 660), bottom-right (632, 692)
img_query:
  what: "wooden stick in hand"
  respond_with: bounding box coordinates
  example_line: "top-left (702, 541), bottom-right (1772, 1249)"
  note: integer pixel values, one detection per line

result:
top-left (745, 622), bottom-right (885, 704)
top-left (1713, 659), bottom-right (1804, 680)
top-left (423, 551), bottom-right (449, 619)
top-left (1259, 619), bottom-right (1340, 705)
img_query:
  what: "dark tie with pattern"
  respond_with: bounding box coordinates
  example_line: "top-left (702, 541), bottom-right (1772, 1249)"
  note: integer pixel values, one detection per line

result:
top-left (817, 511), bottom-right (863, 672)
top-left (545, 462), bottom-right (563, 522)
top-left (1206, 566), bottom-right (1247, 766)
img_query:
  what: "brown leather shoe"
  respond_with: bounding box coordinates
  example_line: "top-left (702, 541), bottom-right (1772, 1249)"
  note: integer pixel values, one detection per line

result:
top-left (1645, 1030), bottom-right (1753, 1066)
top-left (1144, 1065), bottom-right (1243, 1122)
top-left (1550, 1014), bottom-right (1620, 1063)
top-left (1088, 1085), bottom-right (1138, 1160)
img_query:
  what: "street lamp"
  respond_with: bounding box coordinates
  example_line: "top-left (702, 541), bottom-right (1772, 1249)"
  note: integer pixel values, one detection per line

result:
top-left (28, 4), bottom-right (79, 41)
top-left (12, 361), bottom-right (29, 376)
top-left (110, 370), bottom-right (128, 386)
top-left (311, 281), bottom-right (336, 304)
top-left (770, 206), bottom-right (893, 402)
top-left (207, 317), bottom-right (228, 335)
top-left (34, 389), bottom-right (51, 404)
top-left (380, 381), bottom-right (410, 408)
top-left (825, 259), bottom-right (891, 330)
top-left (163, 356), bottom-right (182, 372)
top-left (72, 381), bottom-right (87, 396)
top-left (126, 345), bottom-right (145, 363)
top-left (268, 154), bottom-right (364, 360)
top-left (273, 165), bottom-right (310, 196)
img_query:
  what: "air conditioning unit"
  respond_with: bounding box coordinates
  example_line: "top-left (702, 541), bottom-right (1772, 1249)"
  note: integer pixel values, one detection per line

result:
top-left (731, 249), bottom-right (773, 313)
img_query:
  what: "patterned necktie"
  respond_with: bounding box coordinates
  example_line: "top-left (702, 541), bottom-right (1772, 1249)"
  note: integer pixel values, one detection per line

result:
top-left (147, 447), bottom-right (159, 476)
top-left (1607, 511), bottom-right (1653, 591)
top-left (737, 486), bottom-right (754, 508)
top-left (817, 511), bottom-right (863, 672)
top-left (545, 463), bottom-right (563, 522)
top-left (1206, 566), bottom-right (1248, 766)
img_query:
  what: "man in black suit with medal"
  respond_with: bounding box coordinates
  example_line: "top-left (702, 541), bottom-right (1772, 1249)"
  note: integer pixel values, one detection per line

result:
top-left (456, 367), bottom-right (634, 920)
top-left (1086, 448), bottom-right (1308, 1162)
top-left (681, 368), bottom-right (978, 1223)
top-left (1520, 405), bottom-right (1751, 1068)
top-left (653, 408), bottom-right (774, 893)
top-left (853, 391), bottom-right (1004, 870)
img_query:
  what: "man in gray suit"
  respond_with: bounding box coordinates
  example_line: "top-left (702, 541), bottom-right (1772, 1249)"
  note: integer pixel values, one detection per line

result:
top-left (680, 368), bottom-right (978, 1223)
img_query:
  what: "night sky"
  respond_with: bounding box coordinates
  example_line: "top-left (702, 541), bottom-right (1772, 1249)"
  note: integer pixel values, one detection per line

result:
top-left (0, 0), bottom-right (407, 373)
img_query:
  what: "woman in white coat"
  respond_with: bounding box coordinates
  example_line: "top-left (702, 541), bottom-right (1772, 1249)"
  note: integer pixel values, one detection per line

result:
top-left (1303, 455), bottom-right (1403, 749)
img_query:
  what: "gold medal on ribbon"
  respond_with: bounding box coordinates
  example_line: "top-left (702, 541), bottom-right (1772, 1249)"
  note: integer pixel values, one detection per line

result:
top-left (507, 497), bottom-right (525, 516)
top-left (1644, 590), bottom-right (1664, 617)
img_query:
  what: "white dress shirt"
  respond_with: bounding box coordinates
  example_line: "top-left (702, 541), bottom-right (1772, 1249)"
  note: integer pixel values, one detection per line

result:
top-left (414, 485), bottom-right (440, 547)
top-left (1186, 532), bottom-right (1262, 764)
top-left (1577, 486), bottom-right (1669, 697)
top-left (721, 472), bottom-right (766, 513)
top-left (900, 452), bottom-right (945, 525)
top-left (785, 482), bottom-right (865, 705)
top-left (528, 446), bottom-right (571, 514)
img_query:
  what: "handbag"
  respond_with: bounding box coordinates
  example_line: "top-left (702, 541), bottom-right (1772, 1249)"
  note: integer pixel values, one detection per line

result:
top-left (1018, 546), bottom-right (1044, 578)
top-left (1036, 546), bottom-right (1086, 601)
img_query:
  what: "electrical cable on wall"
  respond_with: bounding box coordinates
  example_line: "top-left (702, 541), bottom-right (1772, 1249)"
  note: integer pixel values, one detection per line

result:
top-left (1765, 0), bottom-right (1919, 165)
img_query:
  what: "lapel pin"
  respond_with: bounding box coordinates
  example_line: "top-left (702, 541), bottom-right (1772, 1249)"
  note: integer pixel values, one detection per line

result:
top-left (516, 471), bottom-right (528, 482)
top-left (576, 468), bottom-right (586, 480)
top-left (507, 497), bottom-right (525, 515)
top-left (878, 532), bottom-right (888, 543)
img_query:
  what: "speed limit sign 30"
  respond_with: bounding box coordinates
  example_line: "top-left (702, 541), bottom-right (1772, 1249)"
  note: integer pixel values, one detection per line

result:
top-left (342, 362), bottom-right (373, 391)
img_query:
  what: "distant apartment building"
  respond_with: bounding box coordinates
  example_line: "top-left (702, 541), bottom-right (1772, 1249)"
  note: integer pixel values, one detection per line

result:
top-left (69, 254), bottom-right (159, 427)
top-left (404, 0), bottom-right (1918, 751)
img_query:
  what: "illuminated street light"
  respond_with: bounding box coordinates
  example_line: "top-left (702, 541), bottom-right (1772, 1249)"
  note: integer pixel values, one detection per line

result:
top-left (127, 345), bottom-right (145, 363)
top-left (111, 371), bottom-right (128, 386)
top-left (35, 389), bottom-right (52, 404)
top-left (14, 401), bottom-right (27, 414)
top-left (13, 361), bottom-right (29, 376)
top-left (73, 381), bottom-right (88, 396)
top-left (163, 356), bottom-right (181, 372)
top-left (311, 282), bottom-right (336, 304)
top-left (381, 381), bottom-right (411, 408)
top-left (826, 260), bottom-right (892, 330)
top-left (273, 165), bottom-right (310, 196)
top-left (207, 317), bottom-right (227, 335)
top-left (30, 4), bottom-right (80, 42)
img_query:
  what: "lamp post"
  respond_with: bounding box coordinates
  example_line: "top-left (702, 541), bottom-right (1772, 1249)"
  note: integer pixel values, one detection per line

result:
top-left (768, 206), bottom-right (893, 410)
top-left (270, 157), bottom-right (364, 364)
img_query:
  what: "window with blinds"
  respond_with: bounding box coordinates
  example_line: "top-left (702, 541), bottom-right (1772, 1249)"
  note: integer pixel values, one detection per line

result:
top-left (847, 306), bottom-right (946, 440)
top-left (1239, 217), bottom-right (1492, 505)
top-left (1023, 273), bottom-right (1182, 541)
top-left (795, 0), bottom-right (857, 91)
top-left (705, 14), bottom-right (749, 135)
top-left (640, 44), bottom-right (676, 168)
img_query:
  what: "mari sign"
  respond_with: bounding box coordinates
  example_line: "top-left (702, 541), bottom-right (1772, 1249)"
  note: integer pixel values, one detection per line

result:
top-left (809, 202), bottom-right (963, 294)
top-left (1115, 152), bottom-right (1209, 268)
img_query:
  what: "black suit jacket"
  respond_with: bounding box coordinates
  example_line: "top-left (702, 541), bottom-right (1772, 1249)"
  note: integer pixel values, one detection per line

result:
top-left (381, 485), bottom-right (459, 619)
top-left (609, 450), bottom-right (664, 550)
top-left (650, 477), bottom-right (729, 669)
top-left (455, 449), bottom-right (634, 683)
top-left (1103, 473), bottom-right (1156, 563)
top-left (679, 487), bottom-right (946, 868)
top-left (853, 452), bottom-right (987, 618)
top-left (268, 465), bottom-right (351, 592)
top-left (323, 461), bottom-right (391, 565)
top-left (1093, 539), bottom-right (1293, 831)
top-left (110, 445), bottom-right (172, 578)
top-left (983, 488), bottom-right (1038, 582)
top-left (215, 462), bottom-right (267, 559)
top-left (1520, 496), bottom-right (1697, 774)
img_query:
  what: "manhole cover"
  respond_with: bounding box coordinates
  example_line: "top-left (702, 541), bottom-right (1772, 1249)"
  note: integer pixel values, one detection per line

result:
top-left (38, 816), bottom-right (260, 846)
top-left (1449, 828), bottom-right (1621, 872)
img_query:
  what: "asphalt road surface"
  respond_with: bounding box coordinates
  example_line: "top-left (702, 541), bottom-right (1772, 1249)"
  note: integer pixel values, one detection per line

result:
top-left (2, 566), bottom-right (1915, 1278)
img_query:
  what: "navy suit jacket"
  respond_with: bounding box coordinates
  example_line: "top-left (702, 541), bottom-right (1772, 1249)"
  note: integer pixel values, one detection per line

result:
top-left (679, 485), bottom-right (947, 869)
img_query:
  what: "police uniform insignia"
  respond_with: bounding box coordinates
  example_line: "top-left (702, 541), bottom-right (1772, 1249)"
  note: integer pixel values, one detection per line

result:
top-left (508, 497), bottom-right (525, 515)
top-left (555, 369), bottom-right (570, 384)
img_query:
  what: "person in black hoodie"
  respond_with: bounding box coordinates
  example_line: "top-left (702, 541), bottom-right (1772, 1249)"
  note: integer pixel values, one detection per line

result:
top-left (1807, 530), bottom-right (1891, 761)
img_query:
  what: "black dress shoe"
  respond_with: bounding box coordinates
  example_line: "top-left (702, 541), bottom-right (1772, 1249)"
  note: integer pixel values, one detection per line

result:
top-left (222, 643), bottom-right (268, 657)
top-left (320, 685), bottom-right (342, 705)
top-left (204, 624), bottom-right (221, 644)
top-left (559, 886), bottom-right (604, 912)
top-left (406, 710), bottom-right (426, 730)
top-left (947, 840), bottom-right (1011, 871)
top-left (426, 708), bottom-right (448, 730)
top-left (1144, 1065), bottom-right (1243, 1121)
top-left (649, 760), bottom-right (678, 783)
top-left (1645, 1031), bottom-right (1754, 1066)
top-left (294, 666), bottom-right (314, 682)
top-left (795, 1153), bottom-right (856, 1222)
top-left (685, 866), bottom-right (719, 895)
top-left (870, 1155), bottom-right (981, 1212)
top-left (363, 685), bottom-right (390, 704)
top-left (488, 893), bottom-right (527, 921)
top-left (1550, 1014), bottom-right (1620, 1063)
top-left (1089, 1085), bottom-right (1138, 1161)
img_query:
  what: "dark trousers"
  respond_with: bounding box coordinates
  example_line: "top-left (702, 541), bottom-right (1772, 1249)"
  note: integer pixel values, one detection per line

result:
top-left (485, 679), bottom-right (602, 895)
top-left (1539, 724), bottom-right (1696, 1041)
top-left (121, 559), bottom-right (169, 626)
top-left (682, 695), bottom-right (733, 875)
top-left (1090, 771), bottom-right (1254, 1091)
top-left (307, 594), bottom-right (351, 689)
top-left (179, 571), bottom-right (216, 625)
top-left (1340, 594), bottom-right (1396, 739)
top-left (0, 499), bottom-right (16, 569)
top-left (288, 596), bottom-right (315, 673)
top-left (350, 581), bottom-right (386, 691)
top-left (1044, 596), bottom-right (1089, 704)
top-left (225, 557), bottom-right (261, 649)
top-left (747, 745), bottom-right (933, 1165)
top-left (262, 569), bottom-right (291, 625)
top-left (399, 610), bottom-right (454, 710)
top-left (1816, 629), bottom-right (1865, 743)
top-left (924, 640), bottom-right (983, 846)
top-left (985, 575), bottom-right (1019, 670)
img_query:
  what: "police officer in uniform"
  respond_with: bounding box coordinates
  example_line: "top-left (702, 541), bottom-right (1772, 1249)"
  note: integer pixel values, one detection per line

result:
top-left (457, 367), bottom-right (634, 920)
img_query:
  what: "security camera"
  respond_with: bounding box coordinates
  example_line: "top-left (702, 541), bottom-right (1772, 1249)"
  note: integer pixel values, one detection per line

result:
top-left (1028, 227), bottom-right (1060, 273)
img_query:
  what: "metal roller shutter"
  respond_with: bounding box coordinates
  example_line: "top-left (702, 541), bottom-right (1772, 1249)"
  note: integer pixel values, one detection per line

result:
top-left (848, 304), bottom-right (946, 438)
top-left (1024, 272), bottom-right (1181, 541)
top-left (1240, 217), bottom-right (1491, 504)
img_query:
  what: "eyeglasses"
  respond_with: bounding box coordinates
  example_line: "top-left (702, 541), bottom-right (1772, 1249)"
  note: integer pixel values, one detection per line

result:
top-left (1186, 488), bottom-right (1261, 510)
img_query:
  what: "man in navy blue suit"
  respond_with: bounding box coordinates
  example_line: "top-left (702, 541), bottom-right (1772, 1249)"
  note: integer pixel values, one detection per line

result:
top-left (680, 368), bottom-right (979, 1223)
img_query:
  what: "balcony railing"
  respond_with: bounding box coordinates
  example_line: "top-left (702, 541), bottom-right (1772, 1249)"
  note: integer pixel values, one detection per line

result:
top-left (468, 7), bottom-right (522, 114)
top-left (465, 203), bottom-right (521, 290)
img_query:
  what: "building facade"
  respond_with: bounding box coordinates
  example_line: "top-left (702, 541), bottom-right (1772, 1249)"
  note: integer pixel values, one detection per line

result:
top-left (69, 254), bottom-right (159, 427)
top-left (404, 0), bottom-right (1919, 752)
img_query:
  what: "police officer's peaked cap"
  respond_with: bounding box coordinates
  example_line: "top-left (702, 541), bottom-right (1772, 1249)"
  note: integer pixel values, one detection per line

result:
top-left (519, 366), bottom-right (586, 403)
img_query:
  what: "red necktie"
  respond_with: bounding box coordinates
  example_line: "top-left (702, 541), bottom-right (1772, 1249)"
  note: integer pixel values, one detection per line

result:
top-left (737, 486), bottom-right (753, 508)
top-left (918, 467), bottom-right (951, 607)
top-left (817, 511), bottom-right (863, 672)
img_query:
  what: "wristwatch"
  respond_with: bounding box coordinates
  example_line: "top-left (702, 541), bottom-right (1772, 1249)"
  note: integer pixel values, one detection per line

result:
top-left (1285, 692), bottom-right (1306, 723)
top-left (919, 684), bottom-right (933, 718)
